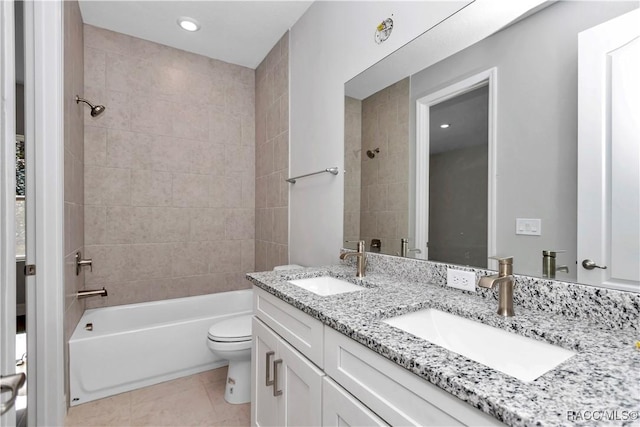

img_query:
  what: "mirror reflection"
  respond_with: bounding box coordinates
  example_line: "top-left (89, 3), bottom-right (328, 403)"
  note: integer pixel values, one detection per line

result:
top-left (344, 1), bottom-right (639, 287)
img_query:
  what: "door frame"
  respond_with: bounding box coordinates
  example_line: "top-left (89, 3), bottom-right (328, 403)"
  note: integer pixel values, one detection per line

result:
top-left (414, 68), bottom-right (497, 268)
top-left (1, 0), bottom-right (17, 423)
top-left (24, 1), bottom-right (66, 424)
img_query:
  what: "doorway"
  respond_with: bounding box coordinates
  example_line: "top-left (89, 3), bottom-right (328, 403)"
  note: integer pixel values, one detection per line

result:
top-left (2, 1), bottom-right (66, 425)
top-left (414, 68), bottom-right (497, 268)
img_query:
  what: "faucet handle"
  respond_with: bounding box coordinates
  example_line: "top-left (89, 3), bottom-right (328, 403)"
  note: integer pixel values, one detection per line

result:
top-left (345, 240), bottom-right (366, 252)
top-left (489, 255), bottom-right (513, 265)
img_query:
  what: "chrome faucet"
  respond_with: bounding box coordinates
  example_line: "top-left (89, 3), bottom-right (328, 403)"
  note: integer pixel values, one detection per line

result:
top-left (478, 256), bottom-right (515, 317)
top-left (542, 250), bottom-right (569, 279)
top-left (399, 238), bottom-right (422, 257)
top-left (340, 240), bottom-right (367, 277)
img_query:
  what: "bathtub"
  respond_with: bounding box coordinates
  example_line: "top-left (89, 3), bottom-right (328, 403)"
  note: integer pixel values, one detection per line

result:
top-left (69, 289), bottom-right (253, 406)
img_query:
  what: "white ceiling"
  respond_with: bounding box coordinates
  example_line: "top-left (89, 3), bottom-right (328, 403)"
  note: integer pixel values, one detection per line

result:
top-left (78, 1), bottom-right (314, 69)
top-left (430, 84), bottom-right (488, 154)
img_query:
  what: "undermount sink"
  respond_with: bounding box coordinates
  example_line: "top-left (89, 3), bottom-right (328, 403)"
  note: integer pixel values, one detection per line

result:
top-left (287, 276), bottom-right (366, 296)
top-left (383, 308), bottom-right (576, 382)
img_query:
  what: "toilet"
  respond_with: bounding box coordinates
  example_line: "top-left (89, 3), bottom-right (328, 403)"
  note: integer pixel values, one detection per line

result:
top-left (207, 264), bottom-right (303, 404)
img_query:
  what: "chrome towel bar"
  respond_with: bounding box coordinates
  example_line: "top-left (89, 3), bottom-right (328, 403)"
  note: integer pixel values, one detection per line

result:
top-left (285, 167), bottom-right (339, 184)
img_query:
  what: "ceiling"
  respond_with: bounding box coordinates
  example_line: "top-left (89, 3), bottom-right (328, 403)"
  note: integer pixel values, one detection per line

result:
top-left (430, 84), bottom-right (488, 154)
top-left (78, 1), bottom-right (314, 69)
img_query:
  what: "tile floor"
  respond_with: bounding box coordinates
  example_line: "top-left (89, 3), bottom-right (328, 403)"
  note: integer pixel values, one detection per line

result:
top-left (65, 367), bottom-right (250, 427)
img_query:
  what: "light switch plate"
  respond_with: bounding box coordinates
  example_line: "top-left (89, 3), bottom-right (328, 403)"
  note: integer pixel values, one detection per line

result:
top-left (516, 218), bottom-right (541, 236)
top-left (447, 268), bottom-right (476, 292)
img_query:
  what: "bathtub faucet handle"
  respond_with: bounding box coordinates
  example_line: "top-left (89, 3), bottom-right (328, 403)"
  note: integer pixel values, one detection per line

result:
top-left (76, 251), bottom-right (93, 275)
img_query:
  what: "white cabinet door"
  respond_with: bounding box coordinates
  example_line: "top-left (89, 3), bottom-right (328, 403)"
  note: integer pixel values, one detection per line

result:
top-left (253, 317), bottom-right (324, 427)
top-left (252, 318), bottom-right (280, 427)
top-left (322, 377), bottom-right (388, 427)
top-left (278, 338), bottom-right (324, 427)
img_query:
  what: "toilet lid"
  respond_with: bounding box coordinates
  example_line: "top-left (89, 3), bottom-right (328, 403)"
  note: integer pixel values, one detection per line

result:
top-left (208, 314), bottom-right (252, 342)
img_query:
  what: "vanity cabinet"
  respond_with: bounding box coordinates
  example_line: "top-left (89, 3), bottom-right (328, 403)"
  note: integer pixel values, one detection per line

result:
top-left (252, 286), bottom-right (503, 427)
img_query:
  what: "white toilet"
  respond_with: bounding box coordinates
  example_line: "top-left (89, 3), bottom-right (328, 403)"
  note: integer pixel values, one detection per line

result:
top-left (207, 264), bottom-right (302, 404)
top-left (207, 314), bottom-right (253, 404)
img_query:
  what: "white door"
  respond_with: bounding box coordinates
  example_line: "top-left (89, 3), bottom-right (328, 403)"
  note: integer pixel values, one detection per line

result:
top-left (1, 1), bottom-right (22, 425)
top-left (577, 9), bottom-right (640, 292)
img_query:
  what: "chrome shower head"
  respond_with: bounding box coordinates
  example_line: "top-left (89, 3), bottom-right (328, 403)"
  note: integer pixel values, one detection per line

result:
top-left (75, 95), bottom-right (106, 117)
top-left (366, 148), bottom-right (380, 159)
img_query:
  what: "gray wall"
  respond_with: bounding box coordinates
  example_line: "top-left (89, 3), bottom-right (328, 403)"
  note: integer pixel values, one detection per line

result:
top-left (410, 1), bottom-right (637, 278)
top-left (429, 144), bottom-right (487, 266)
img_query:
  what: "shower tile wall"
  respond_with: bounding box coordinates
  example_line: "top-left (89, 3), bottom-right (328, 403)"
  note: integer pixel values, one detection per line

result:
top-left (255, 32), bottom-right (289, 271)
top-left (82, 26), bottom-right (255, 308)
top-left (63, 0), bottom-right (85, 403)
top-left (360, 78), bottom-right (409, 256)
top-left (344, 97), bottom-right (362, 242)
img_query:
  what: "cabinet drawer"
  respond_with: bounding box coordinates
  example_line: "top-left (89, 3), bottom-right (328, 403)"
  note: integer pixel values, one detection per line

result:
top-left (324, 327), bottom-right (504, 427)
top-left (253, 286), bottom-right (324, 368)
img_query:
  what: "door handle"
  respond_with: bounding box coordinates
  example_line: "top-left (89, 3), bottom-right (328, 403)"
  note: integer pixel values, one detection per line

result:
top-left (272, 359), bottom-right (283, 397)
top-left (582, 259), bottom-right (607, 270)
top-left (265, 351), bottom-right (275, 387)
top-left (1, 373), bottom-right (26, 415)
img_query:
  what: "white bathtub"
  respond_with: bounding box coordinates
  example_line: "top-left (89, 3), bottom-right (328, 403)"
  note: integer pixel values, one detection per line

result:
top-left (69, 289), bottom-right (253, 406)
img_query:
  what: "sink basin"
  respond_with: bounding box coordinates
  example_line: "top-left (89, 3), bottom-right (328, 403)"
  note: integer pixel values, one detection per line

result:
top-left (287, 276), bottom-right (365, 296)
top-left (383, 309), bottom-right (576, 382)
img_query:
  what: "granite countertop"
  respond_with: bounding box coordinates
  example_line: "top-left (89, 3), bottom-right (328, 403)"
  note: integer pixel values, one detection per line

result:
top-left (247, 265), bottom-right (640, 427)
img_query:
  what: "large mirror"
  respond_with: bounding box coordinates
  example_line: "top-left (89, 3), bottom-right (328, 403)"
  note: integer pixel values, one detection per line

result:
top-left (344, 1), bottom-right (639, 290)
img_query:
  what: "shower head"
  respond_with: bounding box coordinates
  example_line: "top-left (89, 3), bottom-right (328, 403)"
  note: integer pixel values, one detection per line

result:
top-left (366, 148), bottom-right (380, 159)
top-left (75, 95), bottom-right (106, 117)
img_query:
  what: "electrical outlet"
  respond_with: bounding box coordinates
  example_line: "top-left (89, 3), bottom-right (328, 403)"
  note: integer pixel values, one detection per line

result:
top-left (447, 268), bottom-right (476, 292)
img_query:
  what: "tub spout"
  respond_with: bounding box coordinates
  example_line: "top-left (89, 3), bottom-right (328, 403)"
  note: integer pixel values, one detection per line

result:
top-left (77, 287), bottom-right (108, 299)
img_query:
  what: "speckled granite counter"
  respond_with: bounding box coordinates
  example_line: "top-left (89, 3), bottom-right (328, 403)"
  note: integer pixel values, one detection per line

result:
top-left (247, 260), bottom-right (640, 427)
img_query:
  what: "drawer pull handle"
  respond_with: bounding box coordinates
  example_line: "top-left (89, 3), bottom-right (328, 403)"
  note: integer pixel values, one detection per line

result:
top-left (273, 359), bottom-right (283, 397)
top-left (265, 351), bottom-right (275, 387)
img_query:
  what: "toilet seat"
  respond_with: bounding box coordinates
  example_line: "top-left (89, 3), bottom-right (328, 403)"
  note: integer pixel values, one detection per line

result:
top-left (208, 314), bottom-right (252, 343)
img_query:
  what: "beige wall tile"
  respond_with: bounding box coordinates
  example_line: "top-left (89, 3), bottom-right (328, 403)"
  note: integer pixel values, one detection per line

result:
top-left (84, 125), bottom-right (106, 166)
top-left (209, 111), bottom-right (242, 146)
top-left (84, 244), bottom-right (131, 285)
top-left (225, 209), bottom-right (255, 240)
top-left (130, 95), bottom-right (173, 136)
top-left (105, 206), bottom-right (133, 244)
top-left (84, 47), bottom-right (106, 88)
top-left (209, 241), bottom-right (242, 273)
top-left (84, 25), bottom-right (255, 307)
top-left (84, 205), bottom-right (105, 245)
top-left (171, 242), bottom-right (211, 277)
top-left (173, 102), bottom-right (209, 141)
top-left (190, 141), bottom-right (226, 175)
top-left (256, 140), bottom-right (274, 178)
top-left (131, 169), bottom-right (172, 207)
top-left (172, 173), bottom-right (209, 207)
top-left (189, 208), bottom-right (225, 242)
top-left (84, 166), bottom-right (131, 206)
top-left (273, 207), bottom-right (288, 245)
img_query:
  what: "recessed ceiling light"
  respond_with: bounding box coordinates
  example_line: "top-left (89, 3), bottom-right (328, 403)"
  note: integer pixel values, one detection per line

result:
top-left (178, 17), bottom-right (200, 32)
top-left (440, 123), bottom-right (451, 129)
